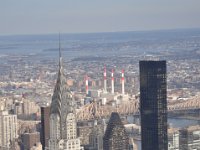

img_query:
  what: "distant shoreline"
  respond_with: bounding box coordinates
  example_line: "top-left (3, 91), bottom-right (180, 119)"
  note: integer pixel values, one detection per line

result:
top-left (1, 28), bottom-right (200, 37)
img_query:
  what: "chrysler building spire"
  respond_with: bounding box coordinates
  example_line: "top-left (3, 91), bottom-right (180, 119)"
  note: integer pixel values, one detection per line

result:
top-left (50, 34), bottom-right (63, 117)
top-left (49, 34), bottom-right (83, 150)
top-left (59, 33), bottom-right (62, 72)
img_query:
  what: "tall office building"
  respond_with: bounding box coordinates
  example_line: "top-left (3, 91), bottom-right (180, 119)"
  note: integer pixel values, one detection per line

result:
top-left (103, 112), bottom-right (129, 150)
top-left (0, 111), bottom-right (18, 149)
top-left (139, 60), bottom-right (168, 150)
top-left (89, 121), bottom-right (104, 150)
top-left (41, 106), bottom-right (50, 150)
top-left (48, 40), bottom-right (83, 150)
top-left (22, 132), bottom-right (40, 150)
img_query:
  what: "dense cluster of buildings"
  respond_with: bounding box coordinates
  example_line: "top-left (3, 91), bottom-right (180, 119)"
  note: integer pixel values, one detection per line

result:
top-left (0, 54), bottom-right (200, 150)
top-left (0, 34), bottom-right (200, 149)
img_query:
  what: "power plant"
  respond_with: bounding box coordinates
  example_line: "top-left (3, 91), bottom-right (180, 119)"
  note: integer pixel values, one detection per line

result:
top-left (83, 66), bottom-right (130, 109)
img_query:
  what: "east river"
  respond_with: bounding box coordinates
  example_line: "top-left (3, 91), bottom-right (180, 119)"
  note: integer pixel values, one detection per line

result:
top-left (127, 116), bottom-right (200, 150)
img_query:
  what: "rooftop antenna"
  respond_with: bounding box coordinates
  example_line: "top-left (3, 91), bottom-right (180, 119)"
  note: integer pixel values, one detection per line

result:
top-left (59, 33), bottom-right (62, 68)
top-left (58, 33), bottom-right (63, 74)
top-left (59, 33), bottom-right (61, 59)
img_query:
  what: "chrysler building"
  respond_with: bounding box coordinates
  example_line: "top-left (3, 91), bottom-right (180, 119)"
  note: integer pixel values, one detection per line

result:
top-left (48, 39), bottom-right (83, 150)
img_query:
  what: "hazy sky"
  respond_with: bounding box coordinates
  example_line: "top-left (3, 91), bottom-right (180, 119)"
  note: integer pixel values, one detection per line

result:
top-left (0, 0), bottom-right (200, 35)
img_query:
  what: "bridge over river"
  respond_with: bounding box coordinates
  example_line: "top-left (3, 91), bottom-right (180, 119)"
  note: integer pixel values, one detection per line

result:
top-left (76, 95), bottom-right (200, 121)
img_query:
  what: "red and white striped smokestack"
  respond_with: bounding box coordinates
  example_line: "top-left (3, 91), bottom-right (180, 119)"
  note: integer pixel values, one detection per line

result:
top-left (111, 69), bottom-right (114, 94)
top-left (121, 69), bottom-right (125, 95)
top-left (104, 66), bottom-right (107, 93)
top-left (85, 75), bottom-right (89, 95)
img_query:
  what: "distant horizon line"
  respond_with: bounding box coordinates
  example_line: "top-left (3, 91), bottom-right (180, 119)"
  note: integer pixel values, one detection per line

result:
top-left (1, 27), bottom-right (200, 37)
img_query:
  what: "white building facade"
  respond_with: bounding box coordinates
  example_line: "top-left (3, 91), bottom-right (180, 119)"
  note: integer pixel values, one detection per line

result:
top-left (0, 111), bottom-right (18, 149)
top-left (168, 130), bottom-right (179, 150)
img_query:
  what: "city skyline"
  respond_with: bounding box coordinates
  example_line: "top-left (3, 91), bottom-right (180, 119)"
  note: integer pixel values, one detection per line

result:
top-left (0, 1), bottom-right (200, 147)
top-left (0, 0), bottom-right (200, 35)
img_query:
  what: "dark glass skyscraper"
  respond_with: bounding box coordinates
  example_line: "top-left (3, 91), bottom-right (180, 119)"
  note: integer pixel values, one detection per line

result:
top-left (139, 60), bottom-right (168, 150)
top-left (103, 112), bottom-right (129, 150)
top-left (40, 107), bottom-right (50, 150)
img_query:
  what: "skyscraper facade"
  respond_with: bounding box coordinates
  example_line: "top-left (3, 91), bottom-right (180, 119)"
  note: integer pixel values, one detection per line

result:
top-left (139, 60), bottom-right (168, 150)
top-left (103, 112), bottom-right (129, 150)
top-left (41, 106), bottom-right (50, 150)
top-left (0, 111), bottom-right (18, 149)
top-left (48, 43), bottom-right (83, 150)
top-left (89, 121), bottom-right (104, 150)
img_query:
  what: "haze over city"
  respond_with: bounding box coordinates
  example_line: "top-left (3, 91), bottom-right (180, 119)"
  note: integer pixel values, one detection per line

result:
top-left (0, 0), bottom-right (200, 35)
